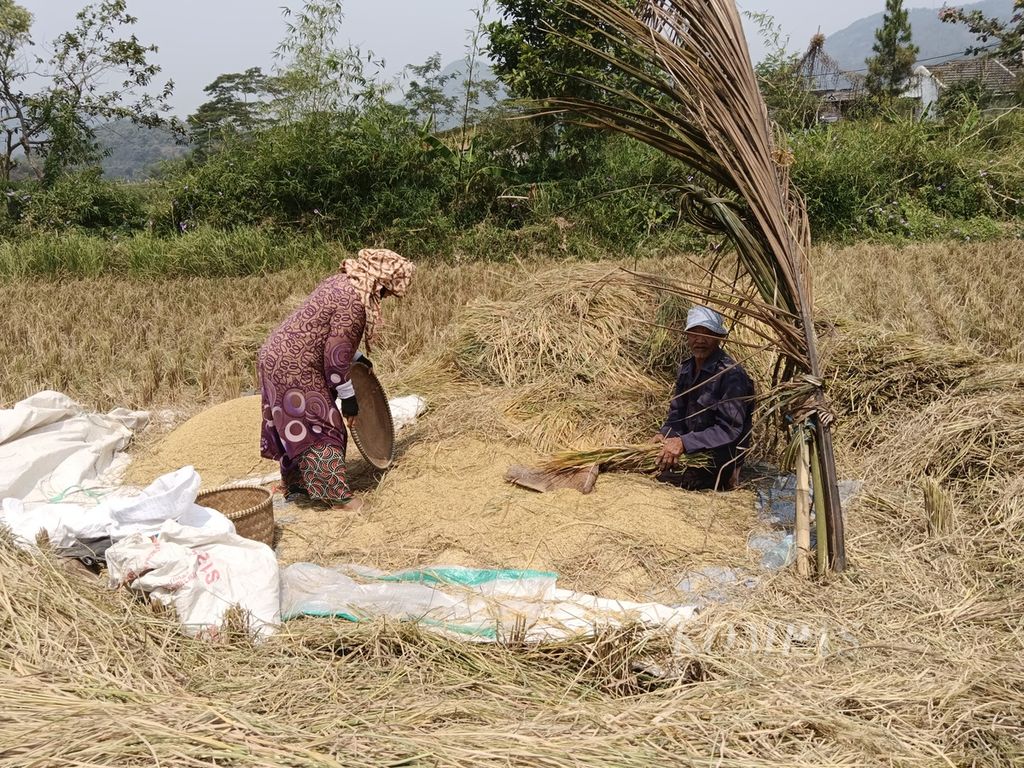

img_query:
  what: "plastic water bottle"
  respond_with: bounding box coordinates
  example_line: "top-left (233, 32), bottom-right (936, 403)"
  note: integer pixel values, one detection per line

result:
top-left (761, 534), bottom-right (795, 570)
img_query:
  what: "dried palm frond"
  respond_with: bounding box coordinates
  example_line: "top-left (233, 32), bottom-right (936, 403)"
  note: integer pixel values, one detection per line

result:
top-left (539, 443), bottom-right (711, 475)
top-left (535, 0), bottom-right (846, 570)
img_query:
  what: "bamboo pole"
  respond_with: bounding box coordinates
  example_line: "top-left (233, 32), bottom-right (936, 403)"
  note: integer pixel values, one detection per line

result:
top-left (802, 296), bottom-right (845, 574)
top-left (814, 417), bottom-right (847, 571)
top-left (795, 429), bottom-right (812, 578)
top-left (810, 442), bottom-right (829, 577)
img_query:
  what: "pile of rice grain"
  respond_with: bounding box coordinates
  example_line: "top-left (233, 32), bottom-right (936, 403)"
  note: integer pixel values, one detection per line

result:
top-left (276, 437), bottom-right (757, 601)
top-left (127, 396), bottom-right (279, 487)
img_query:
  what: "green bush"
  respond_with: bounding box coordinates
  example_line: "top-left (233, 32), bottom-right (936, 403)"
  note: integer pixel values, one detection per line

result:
top-left (165, 105), bottom-right (707, 258)
top-left (14, 168), bottom-right (149, 233)
top-left (167, 106), bottom-right (461, 254)
top-left (1, 101), bottom-right (1020, 277)
top-left (791, 116), bottom-right (1024, 240)
top-left (863, 197), bottom-right (1007, 241)
top-left (487, 133), bottom-right (707, 252)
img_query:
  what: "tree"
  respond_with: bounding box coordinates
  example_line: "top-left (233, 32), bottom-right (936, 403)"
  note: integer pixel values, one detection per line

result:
top-left (486, 0), bottom-right (643, 103)
top-left (188, 68), bottom-right (276, 155)
top-left (865, 0), bottom-right (919, 101)
top-left (402, 53), bottom-right (459, 129)
top-left (0, 0), bottom-right (174, 182)
top-left (271, 0), bottom-right (385, 121)
top-left (485, 0), bottom-right (645, 174)
top-left (939, 0), bottom-right (1023, 67)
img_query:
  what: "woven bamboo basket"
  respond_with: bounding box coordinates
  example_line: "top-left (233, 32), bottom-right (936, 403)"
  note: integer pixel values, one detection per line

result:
top-left (349, 361), bottom-right (396, 469)
top-left (196, 485), bottom-right (274, 546)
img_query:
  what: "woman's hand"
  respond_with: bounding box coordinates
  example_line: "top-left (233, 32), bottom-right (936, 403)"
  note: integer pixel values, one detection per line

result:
top-left (339, 394), bottom-right (359, 421)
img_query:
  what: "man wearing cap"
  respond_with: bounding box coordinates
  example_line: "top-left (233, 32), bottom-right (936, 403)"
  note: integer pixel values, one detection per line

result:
top-left (653, 305), bottom-right (755, 491)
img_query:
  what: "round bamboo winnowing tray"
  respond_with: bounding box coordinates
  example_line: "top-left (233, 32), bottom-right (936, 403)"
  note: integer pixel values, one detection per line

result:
top-left (349, 361), bottom-right (395, 469)
top-left (195, 486), bottom-right (274, 546)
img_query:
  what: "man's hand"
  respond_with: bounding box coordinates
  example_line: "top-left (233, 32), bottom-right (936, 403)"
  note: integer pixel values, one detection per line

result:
top-left (657, 436), bottom-right (685, 471)
top-left (346, 415), bottom-right (358, 431)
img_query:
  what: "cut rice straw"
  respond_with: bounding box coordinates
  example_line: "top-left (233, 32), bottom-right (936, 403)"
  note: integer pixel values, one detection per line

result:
top-left (539, 443), bottom-right (710, 475)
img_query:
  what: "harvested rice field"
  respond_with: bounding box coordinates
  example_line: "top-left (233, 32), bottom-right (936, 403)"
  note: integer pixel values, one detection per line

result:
top-left (3, 240), bottom-right (1024, 766)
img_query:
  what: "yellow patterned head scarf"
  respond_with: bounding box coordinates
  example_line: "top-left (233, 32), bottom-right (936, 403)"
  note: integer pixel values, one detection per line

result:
top-left (341, 248), bottom-right (415, 350)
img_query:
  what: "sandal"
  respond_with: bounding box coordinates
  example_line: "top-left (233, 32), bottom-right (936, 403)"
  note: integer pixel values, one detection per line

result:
top-left (284, 485), bottom-right (312, 505)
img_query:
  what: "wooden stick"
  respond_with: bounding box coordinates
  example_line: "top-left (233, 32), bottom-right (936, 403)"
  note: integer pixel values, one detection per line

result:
top-left (795, 429), bottom-right (812, 578)
top-left (814, 416), bottom-right (846, 572)
top-left (810, 441), bottom-right (829, 577)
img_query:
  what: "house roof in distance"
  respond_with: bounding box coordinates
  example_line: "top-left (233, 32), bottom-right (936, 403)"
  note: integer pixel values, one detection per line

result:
top-left (923, 57), bottom-right (1022, 93)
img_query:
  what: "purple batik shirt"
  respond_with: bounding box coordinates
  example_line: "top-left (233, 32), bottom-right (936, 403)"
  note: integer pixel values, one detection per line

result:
top-left (660, 348), bottom-right (755, 465)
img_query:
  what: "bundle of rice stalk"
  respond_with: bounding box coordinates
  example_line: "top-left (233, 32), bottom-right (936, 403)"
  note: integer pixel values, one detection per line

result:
top-left (540, 443), bottom-right (710, 475)
top-left (819, 321), bottom-right (1013, 417)
top-left (451, 265), bottom-right (668, 389)
top-left (921, 475), bottom-right (955, 536)
top-left (537, 0), bottom-right (847, 570)
top-left (501, 368), bottom-right (668, 451)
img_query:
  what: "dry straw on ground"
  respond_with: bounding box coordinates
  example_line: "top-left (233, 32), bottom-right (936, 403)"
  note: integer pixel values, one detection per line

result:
top-left (821, 320), bottom-right (1024, 454)
top-left (2, 472), bottom-right (1022, 766)
top-left (443, 264), bottom-right (690, 450)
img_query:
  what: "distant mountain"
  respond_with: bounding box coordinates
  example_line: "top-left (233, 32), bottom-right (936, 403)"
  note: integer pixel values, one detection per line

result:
top-left (96, 119), bottom-right (188, 181)
top-left (440, 59), bottom-right (508, 98)
top-left (822, 0), bottom-right (1015, 73)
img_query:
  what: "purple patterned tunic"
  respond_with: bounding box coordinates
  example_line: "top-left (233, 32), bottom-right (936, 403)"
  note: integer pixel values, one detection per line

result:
top-left (258, 274), bottom-right (365, 464)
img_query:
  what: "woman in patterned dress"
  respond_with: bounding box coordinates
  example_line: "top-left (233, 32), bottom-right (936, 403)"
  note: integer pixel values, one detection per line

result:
top-left (258, 248), bottom-right (415, 509)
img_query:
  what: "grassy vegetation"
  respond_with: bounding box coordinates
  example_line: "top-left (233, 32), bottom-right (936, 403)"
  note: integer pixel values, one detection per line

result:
top-left (0, 227), bottom-right (341, 278)
top-left (2, 111), bottom-right (1021, 278)
top-left (0, 220), bottom-right (696, 279)
top-left (790, 114), bottom-right (1024, 240)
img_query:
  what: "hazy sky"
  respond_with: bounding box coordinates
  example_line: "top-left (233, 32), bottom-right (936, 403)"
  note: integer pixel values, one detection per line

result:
top-left (21, 0), bottom-right (956, 117)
